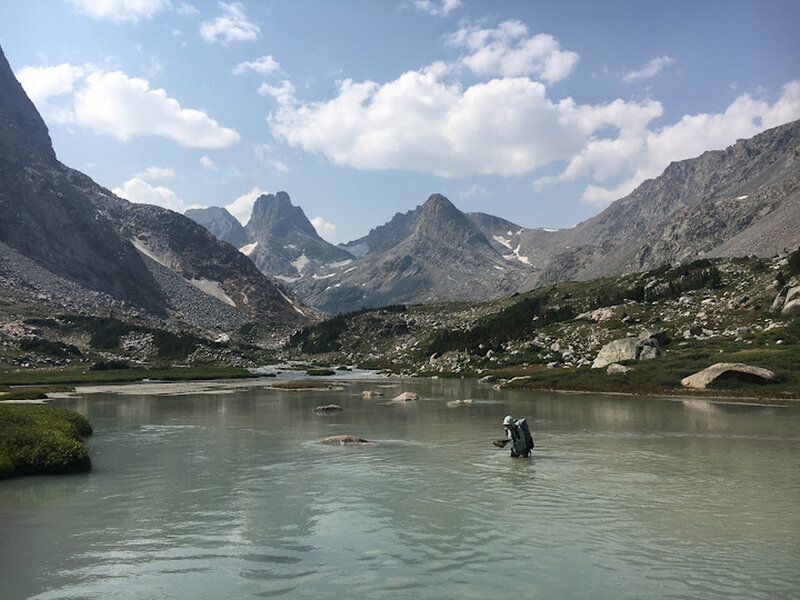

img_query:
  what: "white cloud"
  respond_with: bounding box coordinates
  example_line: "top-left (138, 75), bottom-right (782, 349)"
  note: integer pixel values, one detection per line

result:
top-left (311, 217), bottom-right (337, 243)
top-left (449, 20), bottom-right (579, 83)
top-left (226, 186), bottom-right (267, 225)
top-left (578, 81), bottom-right (800, 207)
top-left (623, 55), bottom-right (675, 83)
top-left (15, 63), bottom-right (87, 123)
top-left (199, 155), bottom-right (217, 170)
top-left (136, 166), bottom-right (175, 180)
top-left (17, 64), bottom-right (240, 148)
top-left (268, 64), bottom-right (655, 178)
top-left (412, 0), bottom-right (461, 17)
top-left (200, 2), bottom-right (259, 44)
top-left (66, 0), bottom-right (170, 23)
top-left (113, 177), bottom-right (184, 212)
top-left (257, 80), bottom-right (295, 104)
top-left (233, 55), bottom-right (280, 75)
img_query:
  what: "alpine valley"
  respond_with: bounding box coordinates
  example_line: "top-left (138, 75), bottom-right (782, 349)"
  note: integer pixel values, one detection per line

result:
top-left (0, 39), bottom-right (799, 400)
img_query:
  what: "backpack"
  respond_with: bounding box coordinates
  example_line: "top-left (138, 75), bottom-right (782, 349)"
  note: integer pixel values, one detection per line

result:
top-left (517, 418), bottom-right (534, 452)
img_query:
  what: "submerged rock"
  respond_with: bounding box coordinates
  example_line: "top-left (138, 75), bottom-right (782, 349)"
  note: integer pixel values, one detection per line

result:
top-left (313, 404), bottom-right (342, 413)
top-left (392, 391), bottom-right (419, 402)
top-left (681, 363), bottom-right (775, 389)
top-left (446, 399), bottom-right (474, 407)
top-left (319, 434), bottom-right (379, 446)
top-left (361, 390), bottom-right (384, 398)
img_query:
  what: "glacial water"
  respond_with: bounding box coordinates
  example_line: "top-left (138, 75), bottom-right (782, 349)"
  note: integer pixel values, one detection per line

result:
top-left (1, 376), bottom-right (799, 599)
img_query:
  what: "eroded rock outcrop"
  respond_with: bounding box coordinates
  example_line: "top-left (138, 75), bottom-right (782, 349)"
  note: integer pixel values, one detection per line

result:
top-left (681, 363), bottom-right (775, 389)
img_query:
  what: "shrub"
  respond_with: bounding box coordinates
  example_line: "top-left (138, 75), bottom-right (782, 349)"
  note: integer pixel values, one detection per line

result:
top-left (153, 331), bottom-right (199, 359)
top-left (19, 338), bottom-right (81, 357)
top-left (0, 405), bottom-right (92, 478)
top-left (90, 360), bottom-right (130, 371)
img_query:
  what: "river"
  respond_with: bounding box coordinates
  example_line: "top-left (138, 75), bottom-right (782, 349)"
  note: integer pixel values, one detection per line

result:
top-left (1, 375), bottom-right (798, 599)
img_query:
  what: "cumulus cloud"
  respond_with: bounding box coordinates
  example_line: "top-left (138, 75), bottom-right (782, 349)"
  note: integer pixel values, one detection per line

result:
top-left (233, 55), bottom-right (280, 75)
top-left (17, 64), bottom-right (240, 148)
top-left (623, 55), bottom-right (675, 83)
top-left (575, 81), bottom-right (800, 207)
top-left (226, 186), bottom-right (267, 225)
top-left (267, 64), bottom-right (657, 178)
top-left (200, 2), bottom-right (259, 44)
top-left (258, 18), bottom-right (800, 211)
top-left (311, 217), bottom-right (337, 243)
top-left (66, 0), bottom-right (170, 23)
top-left (449, 20), bottom-right (579, 83)
top-left (411, 0), bottom-right (461, 17)
top-left (15, 63), bottom-right (87, 123)
top-left (199, 155), bottom-right (217, 170)
top-left (113, 177), bottom-right (184, 212)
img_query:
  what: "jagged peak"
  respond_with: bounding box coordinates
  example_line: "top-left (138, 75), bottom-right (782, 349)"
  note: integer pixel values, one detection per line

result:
top-left (247, 191), bottom-right (319, 239)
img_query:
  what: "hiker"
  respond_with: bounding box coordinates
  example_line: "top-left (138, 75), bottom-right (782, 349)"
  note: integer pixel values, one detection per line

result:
top-left (502, 415), bottom-right (534, 458)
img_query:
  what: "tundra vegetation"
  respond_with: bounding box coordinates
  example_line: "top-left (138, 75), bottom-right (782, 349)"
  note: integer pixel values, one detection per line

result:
top-left (0, 405), bottom-right (92, 478)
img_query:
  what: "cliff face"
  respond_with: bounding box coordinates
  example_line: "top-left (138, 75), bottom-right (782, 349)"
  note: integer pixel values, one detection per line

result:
top-left (0, 46), bottom-right (167, 315)
top-left (243, 192), bottom-right (354, 280)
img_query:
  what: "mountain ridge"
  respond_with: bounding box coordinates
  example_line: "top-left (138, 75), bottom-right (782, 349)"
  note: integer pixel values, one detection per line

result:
top-left (0, 43), bottom-right (312, 329)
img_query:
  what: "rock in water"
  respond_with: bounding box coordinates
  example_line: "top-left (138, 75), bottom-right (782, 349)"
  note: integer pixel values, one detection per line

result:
top-left (319, 434), bottom-right (378, 446)
top-left (392, 392), bottom-right (420, 402)
top-left (313, 404), bottom-right (342, 413)
top-left (681, 363), bottom-right (775, 389)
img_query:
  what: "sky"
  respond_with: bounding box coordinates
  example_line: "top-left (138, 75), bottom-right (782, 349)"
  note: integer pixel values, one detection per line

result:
top-left (1, 0), bottom-right (799, 244)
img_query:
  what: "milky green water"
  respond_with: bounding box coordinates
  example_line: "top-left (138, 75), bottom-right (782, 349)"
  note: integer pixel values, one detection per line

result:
top-left (1, 377), bottom-right (799, 599)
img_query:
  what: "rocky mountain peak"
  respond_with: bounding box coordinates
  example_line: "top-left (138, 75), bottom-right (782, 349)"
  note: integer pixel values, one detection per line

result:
top-left (0, 45), bottom-right (55, 164)
top-left (184, 206), bottom-right (248, 248)
top-left (413, 193), bottom-right (483, 243)
top-left (247, 191), bottom-right (319, 239)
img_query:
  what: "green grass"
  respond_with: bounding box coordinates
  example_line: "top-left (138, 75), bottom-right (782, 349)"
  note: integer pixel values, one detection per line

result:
top-left (496, 342), bottom-right (800, 400)
top-left (0, 405), bottom-right (93, 478)
top-left (0, 366), bottom-right (257, 386)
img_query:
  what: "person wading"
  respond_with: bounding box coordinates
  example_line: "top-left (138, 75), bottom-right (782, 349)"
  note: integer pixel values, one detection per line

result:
top-left (495, 415), bottom-right (534, 458)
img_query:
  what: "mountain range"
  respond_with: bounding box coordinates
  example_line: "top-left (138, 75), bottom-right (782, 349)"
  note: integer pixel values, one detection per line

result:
top-left (187, 118), bottom-right (800, 315)
top-left (3, 36), bottom-right (798, 326)
top-left (0, 45), bottom-right (311, 330)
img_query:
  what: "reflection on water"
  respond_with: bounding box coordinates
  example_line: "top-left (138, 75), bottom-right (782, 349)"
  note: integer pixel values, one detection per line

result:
top-left (1, 378), bottom-right (798, 599)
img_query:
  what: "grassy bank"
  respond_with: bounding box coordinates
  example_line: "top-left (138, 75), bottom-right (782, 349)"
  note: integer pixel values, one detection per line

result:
top-left (0, 366), bottom-right (257, 387)
top-left (0, 405), bottom-right (93, 479)
top-left (490, 341), bottom-right (800, 401)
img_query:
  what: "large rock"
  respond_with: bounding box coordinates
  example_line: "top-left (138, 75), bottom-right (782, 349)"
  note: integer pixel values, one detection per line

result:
top-left (782, 285), bottom-right (800, 315)
top-left (681, 363), bottom-right (775, 389)
top-left (592, 336), bottom-right (661, 369)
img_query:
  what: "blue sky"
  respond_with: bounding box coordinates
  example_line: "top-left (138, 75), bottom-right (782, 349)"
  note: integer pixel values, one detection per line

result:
top-left (2, 0), bottom-right (799, 244)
